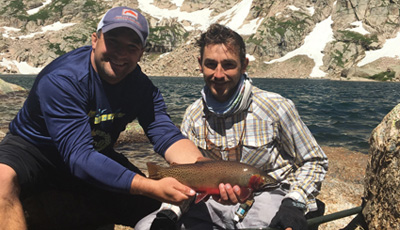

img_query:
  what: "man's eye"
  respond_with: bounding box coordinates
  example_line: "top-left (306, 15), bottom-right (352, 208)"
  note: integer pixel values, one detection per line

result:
top-left (205, 62), bottom-right (217, 69)
top-left (105, 39), bottom-right (118, 47)
top-left (222, 62), bottom-right (236, 69)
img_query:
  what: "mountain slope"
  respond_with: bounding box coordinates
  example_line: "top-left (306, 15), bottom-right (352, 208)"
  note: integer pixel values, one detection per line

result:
top-left (0, 0), bottom-right (399, 81)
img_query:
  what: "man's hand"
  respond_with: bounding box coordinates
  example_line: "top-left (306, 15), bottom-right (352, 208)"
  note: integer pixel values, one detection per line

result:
top-left (269, 198), bottom-right (307, 230)
top-left (212, 183), bottom-right (244, 205)
top-left (130, 175), bottom-right (195, 205)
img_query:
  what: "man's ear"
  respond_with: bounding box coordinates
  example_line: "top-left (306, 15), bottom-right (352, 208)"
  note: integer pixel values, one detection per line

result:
top-left (91, 32), bottom-right (98, 49)
top-left (198, 56), bottom-right (203, 72)
top-left (137, 48), bottom-right (145, 62)
top-left (241, 57), bottom-right (249, 74)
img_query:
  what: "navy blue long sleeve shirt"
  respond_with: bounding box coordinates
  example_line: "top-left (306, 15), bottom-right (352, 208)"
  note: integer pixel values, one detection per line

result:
top-left (9, 46), bottom-right (185, 193)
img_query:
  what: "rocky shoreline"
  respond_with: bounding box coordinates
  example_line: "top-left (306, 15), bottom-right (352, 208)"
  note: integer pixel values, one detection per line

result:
top-left (0, 121), bottom-right (369, 229)
top-left (112, 130), bottom-right (369, 230)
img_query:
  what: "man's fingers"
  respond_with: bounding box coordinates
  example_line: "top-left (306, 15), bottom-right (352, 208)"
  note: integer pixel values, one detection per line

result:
top-left (224, 184), bottom-right (239, 204)
top-left (215, 183), bottom-right (241, 205)
top-left (232, 185), bottom-right (243, 201)
top-left (178, 185), bottom-right (196, 196)
top-left (169, 178), bottom-right (196, 197)
top-left (155, 178), bottom-right (196, 205)
top-left (219, 183), bottom-right (228, 200)
top-left (233, 185), bottom-right (241, 196)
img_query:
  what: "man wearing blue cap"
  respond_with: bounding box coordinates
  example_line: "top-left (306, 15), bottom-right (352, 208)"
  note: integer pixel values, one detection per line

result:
top-left (0, 6), bottom-right (205, 229)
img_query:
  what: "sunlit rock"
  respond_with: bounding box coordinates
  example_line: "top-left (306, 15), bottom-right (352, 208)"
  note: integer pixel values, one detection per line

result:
top-left (363, 103), bottom-right (400, 229)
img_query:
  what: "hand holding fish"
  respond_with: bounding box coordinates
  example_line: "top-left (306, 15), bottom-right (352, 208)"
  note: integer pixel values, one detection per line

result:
top-left (147, 160), bottom-right (280, 204)
top-left (130, 174), bottom-right (196, 205)
top-left (211, 183), bottom-right (243, 205)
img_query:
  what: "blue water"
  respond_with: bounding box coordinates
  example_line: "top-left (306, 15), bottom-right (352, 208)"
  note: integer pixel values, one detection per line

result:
top-left (1, 75), bottom-right (400, 154)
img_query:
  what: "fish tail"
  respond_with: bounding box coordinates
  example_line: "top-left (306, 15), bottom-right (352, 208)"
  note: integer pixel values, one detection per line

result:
top-left (146, 162), bottom-right (162, 179)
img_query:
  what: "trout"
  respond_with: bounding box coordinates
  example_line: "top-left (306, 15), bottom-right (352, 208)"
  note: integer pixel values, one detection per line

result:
top-left (147, 160), bottom-right (279, 203)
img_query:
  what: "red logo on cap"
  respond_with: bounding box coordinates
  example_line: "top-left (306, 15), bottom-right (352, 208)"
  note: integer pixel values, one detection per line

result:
top-left (122, 9), bottom-right (138, 19)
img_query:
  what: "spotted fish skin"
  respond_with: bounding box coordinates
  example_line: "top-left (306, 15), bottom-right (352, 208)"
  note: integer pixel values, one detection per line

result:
top-left (146, 160), bottom-right (278, 195)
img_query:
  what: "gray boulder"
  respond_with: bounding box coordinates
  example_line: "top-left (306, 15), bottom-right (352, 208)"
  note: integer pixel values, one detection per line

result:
top-left (0, 78), bottom-right (26, 95)
top-left (363, 103), bottom-right (400, 229)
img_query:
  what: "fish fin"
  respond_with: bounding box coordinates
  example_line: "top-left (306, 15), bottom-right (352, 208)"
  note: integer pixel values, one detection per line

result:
top-left (196, 157), bottom-right (213, 162)
top-left (146, 162), bottom-right (162, 179)
top-left (239, 187), bottom-right (253, 201)
top-left (195, 193), bottom-right (210, 204)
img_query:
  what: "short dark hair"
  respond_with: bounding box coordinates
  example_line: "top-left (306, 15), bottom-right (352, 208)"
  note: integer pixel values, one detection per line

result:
top-left (196, 24), bottom-right (246, 66)
top-left (96, 29), bottom-right (102, 38)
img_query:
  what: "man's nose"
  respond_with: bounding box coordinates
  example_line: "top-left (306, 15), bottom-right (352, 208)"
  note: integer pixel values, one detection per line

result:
top-left (214, 64), bottom-right (225, 79)
top-left (114, 44), bottom-right (128, 56)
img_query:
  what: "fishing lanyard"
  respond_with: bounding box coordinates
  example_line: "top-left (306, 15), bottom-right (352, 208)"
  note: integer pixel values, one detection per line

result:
top-left (203, 114), bottom-right (246, 161)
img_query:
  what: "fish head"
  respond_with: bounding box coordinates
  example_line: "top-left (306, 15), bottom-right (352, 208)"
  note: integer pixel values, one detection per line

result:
top-left (248, 174), bottom-right (280, 191)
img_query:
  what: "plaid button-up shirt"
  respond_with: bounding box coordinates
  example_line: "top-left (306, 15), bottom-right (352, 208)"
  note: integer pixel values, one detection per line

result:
top-left (181, 86), bottom-right (328, 210)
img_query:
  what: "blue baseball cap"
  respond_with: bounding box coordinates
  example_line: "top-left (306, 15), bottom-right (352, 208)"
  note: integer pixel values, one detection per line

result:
top-left (97, 6), bottom-right (149, 46)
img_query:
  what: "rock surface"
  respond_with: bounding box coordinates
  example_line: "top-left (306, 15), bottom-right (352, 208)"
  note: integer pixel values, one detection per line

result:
top-left (14, 122), bottom-right (368, 230)
top-left (363, 103), bottom-right (400, 229)
top-left (110, 123), bottom-right (370, 230)
top-left (0, 78), bottom-right (26, 95)
top-left (1, 0), bottom-right (400, 81)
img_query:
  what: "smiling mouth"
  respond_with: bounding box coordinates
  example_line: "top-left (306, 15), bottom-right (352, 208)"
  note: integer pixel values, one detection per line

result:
top-left (212, 82), bottom-right (228, 90)
top-left (110, 60), bottom-right (126, 67)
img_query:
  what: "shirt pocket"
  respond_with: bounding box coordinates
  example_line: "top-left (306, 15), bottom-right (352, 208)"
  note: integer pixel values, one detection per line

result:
top-left (243, 119), bottom-right (277, 146)
top-left (241, 120), bottom-right (279, 170)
